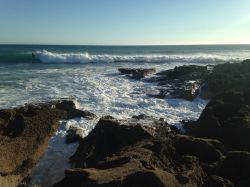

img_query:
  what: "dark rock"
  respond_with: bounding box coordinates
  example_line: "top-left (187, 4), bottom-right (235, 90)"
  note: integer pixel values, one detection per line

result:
top-left (156, 65), bottom-right (209, 78)
top-left (66, 126), bottom-right (85, 144)
top-left (118, 68), bottom-right (156, 80)
top-left (170, 81), bottom-right (200, 101)
top-left (0, 100), bottom-right (95, 187)
top-left (147, 65), bottom-right (210, 100)
top-left (218, 151), bottom-right (250, 186)
top-left (69, 117), bottom-right (154, 168)
top-left (203, 175), bottom-right (235, 187)
top-left (56, 100), bottom-right (97, 120)
top-left (174, 135), bottom-right (225, 163)
top-left (122, 170), bottom-right (178, 187)
top-left (201, 60), bottom-right (250, 99)
top-left (53, 116), bottom-right (221, 187)
top-left (187, 90), bottom-right (250, 152)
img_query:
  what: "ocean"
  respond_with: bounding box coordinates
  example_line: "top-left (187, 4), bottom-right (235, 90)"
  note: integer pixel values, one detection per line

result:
top-left (1, 44), bottom-right (250, 186)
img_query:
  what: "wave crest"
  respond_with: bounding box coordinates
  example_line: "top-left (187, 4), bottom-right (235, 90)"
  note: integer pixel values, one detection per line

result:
top-left (33, 50), bottom-right (243, 64)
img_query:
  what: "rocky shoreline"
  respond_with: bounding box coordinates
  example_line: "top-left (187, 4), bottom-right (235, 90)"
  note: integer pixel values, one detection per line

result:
top-left (1, 60), bottom-right (250, 187)
top-left (53, 90), bottom-right (250, 187)
top-left (0, 100), bottom-right (96, 187)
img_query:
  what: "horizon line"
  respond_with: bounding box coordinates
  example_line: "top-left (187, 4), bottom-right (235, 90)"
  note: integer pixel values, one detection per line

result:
top-left (1, 43), bottom-right (250, 46)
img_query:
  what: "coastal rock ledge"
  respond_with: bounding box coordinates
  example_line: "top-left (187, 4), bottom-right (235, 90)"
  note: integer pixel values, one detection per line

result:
top-left (53, 116), bottom-right (238, 187)
top-left (0, 100), bottom-right (96, 187)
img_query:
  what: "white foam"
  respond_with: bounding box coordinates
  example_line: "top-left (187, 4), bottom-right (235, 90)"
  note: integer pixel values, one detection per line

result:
top-left (28, 118), bottom-right (97, 187)
top-left (2, 58), bottom-right (210, 187)
top-left (35, 50), bottom-right (243, 64)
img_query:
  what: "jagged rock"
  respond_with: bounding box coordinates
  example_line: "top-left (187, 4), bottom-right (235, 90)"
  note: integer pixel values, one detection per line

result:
top-left (69, 116), bottom-right (154, 168)
top-left (174, 135), bottom-right (225, 163)
top-left (185, 90), bottom-right (250, 152)
top-left (201, 59), bottom-right (250, 99)
top-left (146, 65), bottom-right (210, 101)
top-left (52, 116), bottom-right (231, 187)
top-left (118, 68), bottom-right (156, 79)
top-left (0, 100), bottom-right (95, 187)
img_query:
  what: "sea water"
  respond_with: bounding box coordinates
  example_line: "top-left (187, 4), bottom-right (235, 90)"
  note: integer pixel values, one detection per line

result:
top-left (0, 44), bottom-right (250, 186)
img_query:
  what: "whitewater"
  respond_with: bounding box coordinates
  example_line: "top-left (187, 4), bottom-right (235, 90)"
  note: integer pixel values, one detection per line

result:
top-left (0, 45), bottom-right (250, 186)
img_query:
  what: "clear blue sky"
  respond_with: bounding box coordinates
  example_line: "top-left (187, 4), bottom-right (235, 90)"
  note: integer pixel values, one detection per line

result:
top-left (0, 0), bottom-right (250, 45)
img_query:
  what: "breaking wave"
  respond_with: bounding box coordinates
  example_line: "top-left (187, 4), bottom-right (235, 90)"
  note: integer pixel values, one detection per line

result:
top-left (0, 49), bottom-right (245, 64)
top-left (34, 50), bottom-right (243, 64)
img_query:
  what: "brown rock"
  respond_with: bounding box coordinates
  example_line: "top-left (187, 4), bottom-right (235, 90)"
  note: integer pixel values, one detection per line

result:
top-left (53, 116), bottom-right (210, 187)
top-left (186, 90), bottom-right (250, 152)
top-left (0, 100), bottom-right (95, 187)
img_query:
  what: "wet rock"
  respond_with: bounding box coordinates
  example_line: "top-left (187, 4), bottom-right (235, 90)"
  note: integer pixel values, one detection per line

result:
top-left (119, 60), bottom-right (250, 101)
top-left (118, 68), bottom-right (156, 79)
top-left (0, 100), bottom-right (95, 187)
top-left (66, 126), bottom-right (85, 144)
top-left (146, 65), bottom-right (210, 101)
top-left (55, 100), bottom-right (97, 120)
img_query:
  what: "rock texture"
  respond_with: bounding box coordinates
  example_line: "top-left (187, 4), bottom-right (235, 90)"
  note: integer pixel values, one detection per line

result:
top-left (119, 60), bottom-right (250, 101)
top-left (0, 100), bottom-right (96, 187)
top-left (200, 59), bottom-right (250, 99)
top-left (53, 116), bottom-right (231, 187)
top-left (185, 90), bottom-right (250, 152)
top-left (146, 65), bottom-right (212, 100)
top-left (120, 65), bottom-right (211, 100)
top-left (66, 126), bottom-right (85, 144)
top-left (118, 68), bottom-right (156, 80)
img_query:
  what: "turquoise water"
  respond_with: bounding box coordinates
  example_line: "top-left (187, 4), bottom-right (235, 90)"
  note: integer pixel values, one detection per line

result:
top-left (1, 44), bottom-right (250, 186)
